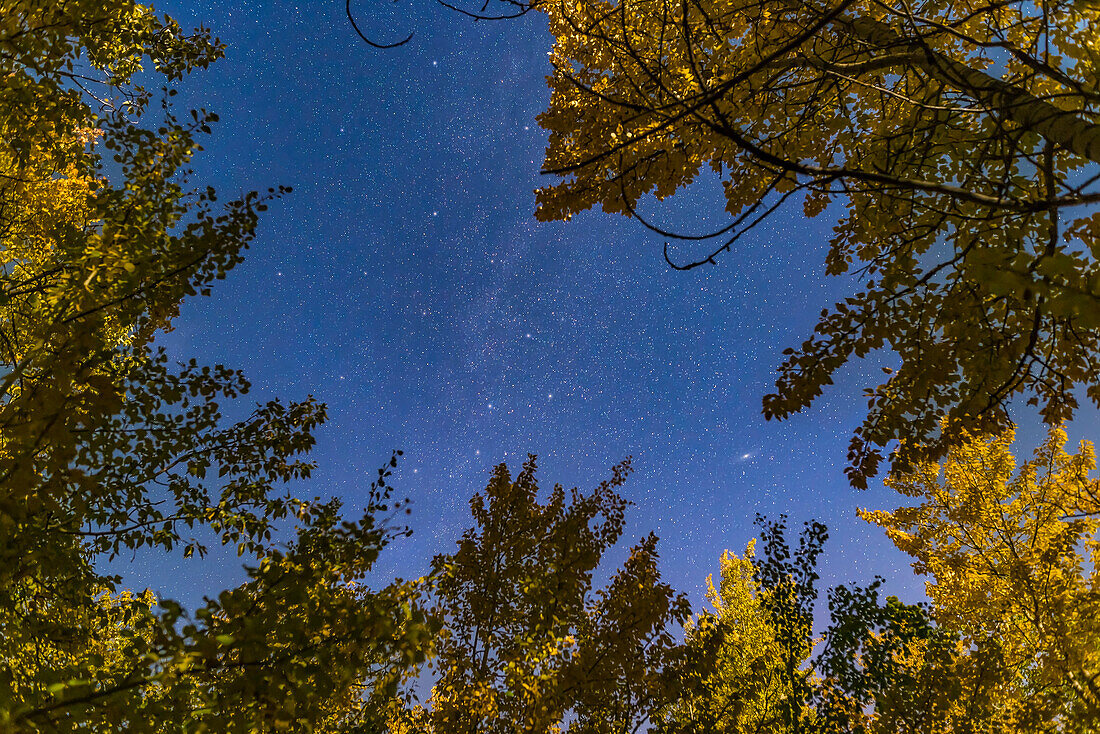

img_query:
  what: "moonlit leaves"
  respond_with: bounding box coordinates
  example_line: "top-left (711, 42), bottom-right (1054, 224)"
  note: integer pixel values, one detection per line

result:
top-left (536, 0), bottom-right (1100, 486)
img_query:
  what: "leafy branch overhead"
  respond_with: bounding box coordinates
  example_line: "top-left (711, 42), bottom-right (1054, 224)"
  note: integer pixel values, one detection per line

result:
top-left (534, 0), bottom-right (1100, 485)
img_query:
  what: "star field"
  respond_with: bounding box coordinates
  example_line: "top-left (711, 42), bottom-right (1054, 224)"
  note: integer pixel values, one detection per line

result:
top-left (142, 0), bottom-right (1013, 610)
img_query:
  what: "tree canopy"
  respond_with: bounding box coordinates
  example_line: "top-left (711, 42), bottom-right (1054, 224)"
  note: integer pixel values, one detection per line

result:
top-left (388, 456), bottom-right (692, 734)
top-left (9, 0), bottom-right (1100, 730)
top-left (862, 424), bottom-right (1100, 727)
top-left (0, 2), bottom-right (433, 730)
top-left (535, 0), bottom-right (1100, 485)
top-left (375, 433), bottom-right (1100, 733)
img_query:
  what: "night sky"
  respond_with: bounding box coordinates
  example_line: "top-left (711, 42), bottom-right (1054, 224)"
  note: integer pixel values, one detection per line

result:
top-left (129, 0), bottom-right (1075, 612)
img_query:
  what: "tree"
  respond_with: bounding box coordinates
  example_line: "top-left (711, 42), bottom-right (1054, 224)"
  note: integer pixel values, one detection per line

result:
top-left (662, 434), bottom-right (1100, 733)
top-left (666, 515), bottom-right (962, 734)
top-left (861, 425), bottom-right (1100, 728)
top-left (665, 538), bottom-right (803, 734)
top-left (672, 514), bottom-right (1038, 733)
top-left (0, 2), bottom-right (433, 730)
top-left (534, 0), bottom-right (1100, 485)
top-left (389, 456), bottom-right (692, 734)
top-left (813, 579), bottom-right (1012, 733)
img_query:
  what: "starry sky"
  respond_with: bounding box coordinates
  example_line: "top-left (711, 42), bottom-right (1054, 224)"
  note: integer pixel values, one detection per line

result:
top-left (132, 0), bottom-right (1062, 611)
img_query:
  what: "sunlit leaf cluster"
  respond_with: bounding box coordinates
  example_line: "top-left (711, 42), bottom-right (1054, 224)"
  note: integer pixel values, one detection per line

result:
top-left (862, 425), bottom-right (1100, 726)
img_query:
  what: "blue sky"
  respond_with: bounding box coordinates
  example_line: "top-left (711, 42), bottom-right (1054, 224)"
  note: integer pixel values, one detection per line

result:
top-left (132, 0), bottom-right (1079, 612)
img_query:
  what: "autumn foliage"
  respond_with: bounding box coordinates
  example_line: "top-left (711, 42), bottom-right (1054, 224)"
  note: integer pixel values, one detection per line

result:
top-left (4, 0), bottom-right (1100, 731)
top-left (378, 430), bottom-right (1100, 733)
top-left (0, 2), bottom-right (432, 730)
top-left (536, 0), bottom-right (1100, 486)
top-left (862, 426), bottom-right (1100, 728)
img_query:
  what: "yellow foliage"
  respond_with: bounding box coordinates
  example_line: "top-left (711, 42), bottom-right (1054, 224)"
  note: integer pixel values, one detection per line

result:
top-left (536, 0), bottom-right (1100, 486)
top-left (669, 541), bottom-right (796, 733)
top-left (0, 3), bottom-right (436, 731)
top-left (864, 425), bottom-right (1100, 725)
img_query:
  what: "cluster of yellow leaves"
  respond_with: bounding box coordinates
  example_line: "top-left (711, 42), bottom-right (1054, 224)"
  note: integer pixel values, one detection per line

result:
top-left (669, 542), bottom-right (797, 733)
top-left (864, 425), bottom-right (1100, 726)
